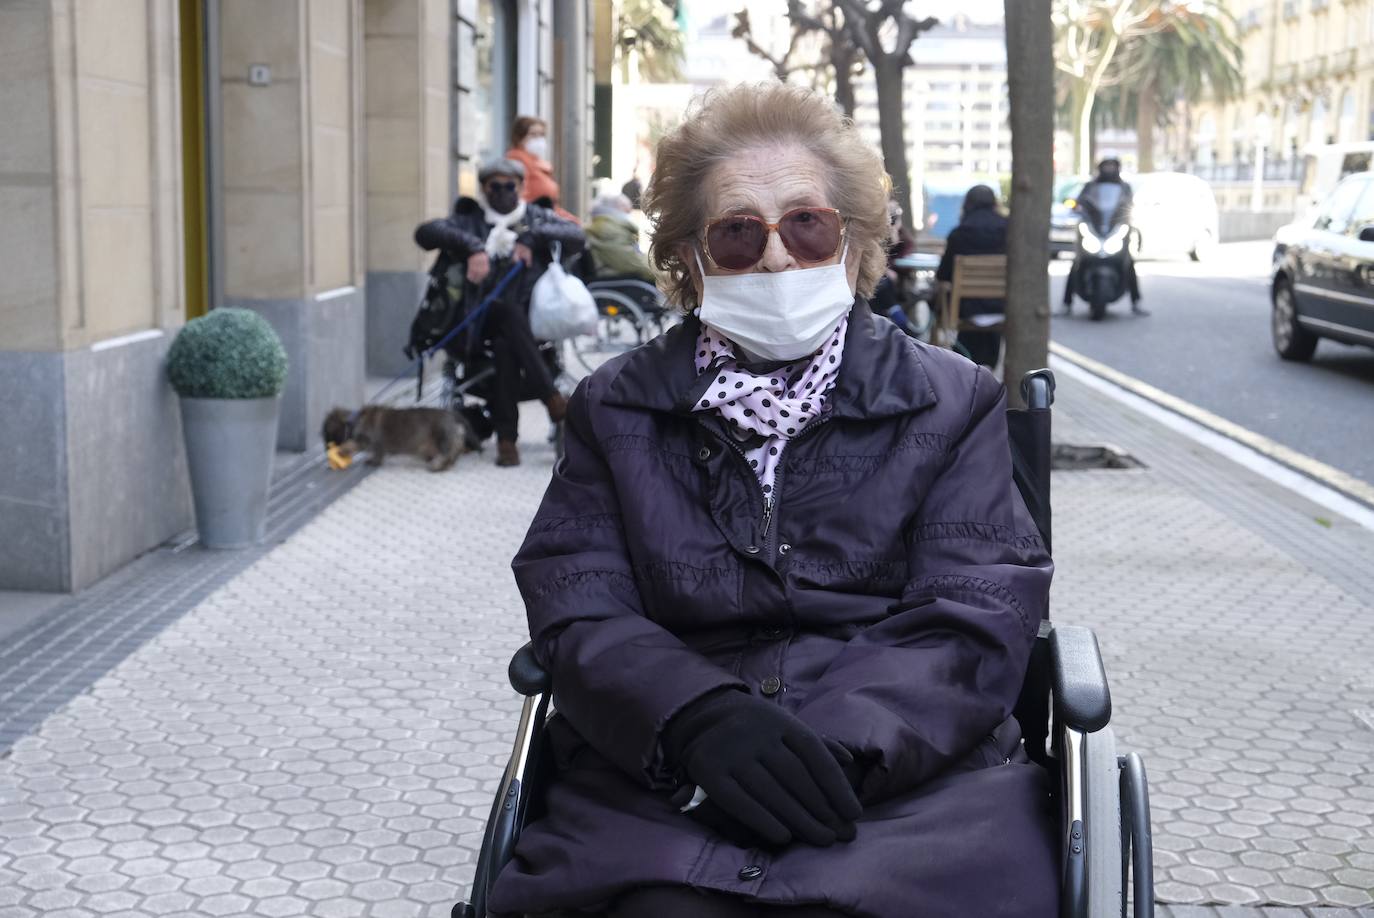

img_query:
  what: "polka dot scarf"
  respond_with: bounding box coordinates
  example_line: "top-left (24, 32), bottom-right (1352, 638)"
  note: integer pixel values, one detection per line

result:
top-left (692, 316), bottom-right (848, 504)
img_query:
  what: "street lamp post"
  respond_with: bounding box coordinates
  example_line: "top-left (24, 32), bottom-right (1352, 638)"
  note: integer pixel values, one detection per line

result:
top-left (1251, 111), bottom-right (1271, 213)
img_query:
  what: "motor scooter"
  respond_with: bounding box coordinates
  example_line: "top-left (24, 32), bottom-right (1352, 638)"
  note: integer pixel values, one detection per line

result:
top-left (1068, 184), bottom-right (1132, 321)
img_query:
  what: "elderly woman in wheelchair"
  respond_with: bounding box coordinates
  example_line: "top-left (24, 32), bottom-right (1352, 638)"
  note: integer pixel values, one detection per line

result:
top-left (464, 84), bottom-right (1150, 918)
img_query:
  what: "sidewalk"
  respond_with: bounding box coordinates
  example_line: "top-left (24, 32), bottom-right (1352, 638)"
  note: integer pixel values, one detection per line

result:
top-left (2, 368), bottom-right (1372, 917)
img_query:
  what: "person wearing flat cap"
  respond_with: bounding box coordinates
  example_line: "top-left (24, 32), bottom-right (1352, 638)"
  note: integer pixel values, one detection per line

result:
top-left (414, 157), bottom-right (584, 467)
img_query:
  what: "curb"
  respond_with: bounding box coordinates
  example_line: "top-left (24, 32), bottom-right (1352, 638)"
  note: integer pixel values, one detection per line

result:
top-left (1048, 342), bottom-right (1374, 531)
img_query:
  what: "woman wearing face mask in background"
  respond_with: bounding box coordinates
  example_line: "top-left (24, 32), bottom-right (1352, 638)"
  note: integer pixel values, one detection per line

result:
top-left (487, 84), bottom-right (1056, 918)
top-left (506, 115), bottom-right (580, 224)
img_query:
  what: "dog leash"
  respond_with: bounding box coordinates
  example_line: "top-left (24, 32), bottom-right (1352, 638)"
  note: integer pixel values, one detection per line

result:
top-left (356, 262), bottom-right (525, 422)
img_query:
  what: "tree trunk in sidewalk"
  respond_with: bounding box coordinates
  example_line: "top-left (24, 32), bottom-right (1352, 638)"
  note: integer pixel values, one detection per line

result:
top-left (1136, 79), bottom-right (1157, 173)
top-left (875, 55), bottom-right (914, 233)
top-left (832, 45), bottom-right (857, 119)
top-left (1003, 0), bottom-right (1054, 408)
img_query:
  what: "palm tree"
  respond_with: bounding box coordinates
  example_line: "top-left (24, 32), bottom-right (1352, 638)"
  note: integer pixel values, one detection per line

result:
top-left (1055, 0), bottom-right (1154, 175)
top-left (1054, 0), bottom-right (1241, 175)
top-left (1110, 1), bottom-right (1243, 171)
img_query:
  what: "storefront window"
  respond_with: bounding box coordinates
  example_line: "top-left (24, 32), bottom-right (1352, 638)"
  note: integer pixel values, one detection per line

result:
top-left (473, 0), bottom-right (517, 162)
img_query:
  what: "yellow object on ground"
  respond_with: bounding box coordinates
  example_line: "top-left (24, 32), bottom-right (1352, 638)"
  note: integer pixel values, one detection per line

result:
top-left (326, 442), bottom-right (352, 470)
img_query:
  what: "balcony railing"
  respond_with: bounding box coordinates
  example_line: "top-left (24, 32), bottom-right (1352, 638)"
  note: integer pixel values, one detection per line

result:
top-left (1186, 158), bottom-right (1307, 184)
top-left (1275, 62), bottom-right (1299, 85)
top-left (1302, 56), bottom-right (1328, 80)
top-left (1331, 47), bottom-right (1358, 74)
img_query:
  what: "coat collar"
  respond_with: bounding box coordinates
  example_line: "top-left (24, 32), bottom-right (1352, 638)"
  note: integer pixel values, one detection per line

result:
top-left (602, 299), bottom-right (937, 419)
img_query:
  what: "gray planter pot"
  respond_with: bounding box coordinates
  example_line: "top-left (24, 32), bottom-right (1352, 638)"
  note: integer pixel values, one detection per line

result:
top-left (179, 396), bottom-right (280, 549)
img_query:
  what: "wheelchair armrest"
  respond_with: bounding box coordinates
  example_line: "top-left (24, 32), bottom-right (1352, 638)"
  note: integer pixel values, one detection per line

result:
top-left (509, 642), bottom-right (552, 696)
top-left (1049, 624), bottom-right (1112, 733)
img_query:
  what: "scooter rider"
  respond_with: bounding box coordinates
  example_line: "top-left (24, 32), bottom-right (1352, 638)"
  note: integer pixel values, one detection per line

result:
top-left (1063, 158), bottom-right (1146, 316)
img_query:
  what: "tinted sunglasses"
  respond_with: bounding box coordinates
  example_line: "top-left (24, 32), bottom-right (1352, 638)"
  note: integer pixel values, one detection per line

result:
top-left (703, 207), bottom-right (845, 271)
top-left (484, 180), bottom-right (518, 193)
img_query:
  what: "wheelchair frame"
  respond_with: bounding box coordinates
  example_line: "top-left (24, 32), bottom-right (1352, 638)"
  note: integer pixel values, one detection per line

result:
top-left (568, 249), bottom-right (674, 374)
top-left (455, 371), bottom-right (1154, 918)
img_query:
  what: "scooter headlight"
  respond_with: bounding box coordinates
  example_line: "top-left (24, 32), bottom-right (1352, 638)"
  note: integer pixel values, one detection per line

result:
top-left (1078, 221), bottom-right (1104, 255)
top-left (1102, 225), bottom-right (1130, 255)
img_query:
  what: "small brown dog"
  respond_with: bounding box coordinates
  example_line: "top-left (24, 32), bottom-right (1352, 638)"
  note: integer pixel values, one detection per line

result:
top-left (322, 406), bottom-right (477, 472)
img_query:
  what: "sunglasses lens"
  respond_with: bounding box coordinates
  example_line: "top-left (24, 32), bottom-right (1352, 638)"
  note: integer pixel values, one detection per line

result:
top-left (706, 216), bottom-right (768, 270)
top-left (778, 208), bottom-right (842, 262)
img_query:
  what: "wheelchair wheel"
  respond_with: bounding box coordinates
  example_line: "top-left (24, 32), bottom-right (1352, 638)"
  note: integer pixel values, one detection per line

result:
top-left (1084, 727), bottom-right (1124, 917)
top-left (571, 295), bottom-right (649, 373)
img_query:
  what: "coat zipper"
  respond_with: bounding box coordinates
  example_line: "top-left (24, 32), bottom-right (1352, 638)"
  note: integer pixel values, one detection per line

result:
top-left (759, 413), bottom-right (833, 561)
top-left (700, 412), bottom-right (835, 562)
top-left (698, 418), bottom-right (770, 545)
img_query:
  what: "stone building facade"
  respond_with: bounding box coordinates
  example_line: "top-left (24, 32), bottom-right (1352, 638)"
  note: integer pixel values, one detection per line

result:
top-left (0, 0), bottom-right (595, 592)
top-left (1187, 0), bottom-right (1374, 217)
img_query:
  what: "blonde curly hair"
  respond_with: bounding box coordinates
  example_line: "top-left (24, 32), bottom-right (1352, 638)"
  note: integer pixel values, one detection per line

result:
top-left (642, 83), bottom-right (891, 313)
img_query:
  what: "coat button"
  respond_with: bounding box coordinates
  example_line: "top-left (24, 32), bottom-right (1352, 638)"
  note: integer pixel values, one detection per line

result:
top-left (738, 865), bottom-right (763, 881)
top-left (778, 543), bottom-right (791, 554)
top-left (761, 676), bottom-right (782, 696)
top-left (698, 446), bottom-right (711, 461)
top-left (760, 627), bottom-right (785, 639)
top-left (744, 544), bottom-right (760, 554)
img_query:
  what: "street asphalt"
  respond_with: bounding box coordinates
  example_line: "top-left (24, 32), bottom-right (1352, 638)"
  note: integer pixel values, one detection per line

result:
top-left (1048, 241), bottom-right (1374, 489)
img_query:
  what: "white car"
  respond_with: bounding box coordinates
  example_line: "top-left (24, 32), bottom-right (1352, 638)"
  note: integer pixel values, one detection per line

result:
top-left (1127, 172), bottom-right (1220, 262)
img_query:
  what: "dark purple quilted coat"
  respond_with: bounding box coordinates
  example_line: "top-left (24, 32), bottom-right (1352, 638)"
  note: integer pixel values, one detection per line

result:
top-left (490, 302), bottom-right (1058, 918)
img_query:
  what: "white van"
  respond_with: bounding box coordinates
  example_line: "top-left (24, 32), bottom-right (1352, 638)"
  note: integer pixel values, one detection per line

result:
top-left (1297, 141), bottom-right (1374, 217)
top-left (1129, 172), bottom-right (1220, 261)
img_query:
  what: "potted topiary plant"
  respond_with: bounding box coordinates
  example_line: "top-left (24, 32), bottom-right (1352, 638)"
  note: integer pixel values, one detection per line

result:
top-left (167, 308), bottom-right (288, 548)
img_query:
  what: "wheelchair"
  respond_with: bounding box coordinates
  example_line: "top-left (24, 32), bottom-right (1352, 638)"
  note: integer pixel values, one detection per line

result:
top-left (453, 370), bottom-right (1155, 918)
top-left (565, 249), bottom-right (674, 373)
top-left (431, 280), bottom-right (575, 458)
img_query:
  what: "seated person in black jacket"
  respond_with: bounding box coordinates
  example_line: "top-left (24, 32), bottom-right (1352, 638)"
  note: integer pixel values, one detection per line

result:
top-left (414, 157), bottom-right (584, 467)
top-left (935, 185), bottom-right (1007, 368)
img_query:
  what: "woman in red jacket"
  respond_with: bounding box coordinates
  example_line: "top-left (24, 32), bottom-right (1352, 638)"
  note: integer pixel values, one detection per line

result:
top-left (506, 115), bottom-right (580, 223)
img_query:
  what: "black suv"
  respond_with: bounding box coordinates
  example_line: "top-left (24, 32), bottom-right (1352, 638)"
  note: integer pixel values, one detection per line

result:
top-left (1271, 172), bottom-right (1374, 360)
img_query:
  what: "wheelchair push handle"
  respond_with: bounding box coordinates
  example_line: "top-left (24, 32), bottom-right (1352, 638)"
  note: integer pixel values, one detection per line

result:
top-left (509, 642), bottom-right (551, 696)
top-left (1020, 368), bottom-right (1056, 411)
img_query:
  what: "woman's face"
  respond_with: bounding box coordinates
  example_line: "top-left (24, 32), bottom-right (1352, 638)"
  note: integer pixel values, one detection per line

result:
top-left (525, 122), bottom-right (547, 141)
top-left (686, 145), bottom-right (859, 297)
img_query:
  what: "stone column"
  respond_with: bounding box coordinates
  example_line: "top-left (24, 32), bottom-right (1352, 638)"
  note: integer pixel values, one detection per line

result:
top-left (362, 0), bottom-right (451, 377)
top-left (553, 0), bottom-right (589, 219)
top-left (0, 0), bottom-right (192, 591)
top-left (216, 0), bottom-right (366, 450)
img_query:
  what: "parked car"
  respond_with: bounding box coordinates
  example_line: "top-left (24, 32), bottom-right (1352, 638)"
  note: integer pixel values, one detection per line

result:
top-left (1128, 172), bottom-right (1220, 262)
top-left (1270, 172), bottom-right (1374, 361)
top-left (1050, 176), bottom-right (1088, 259)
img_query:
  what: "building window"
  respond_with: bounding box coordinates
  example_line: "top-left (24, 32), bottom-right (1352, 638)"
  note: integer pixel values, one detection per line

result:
top-left (1310, 96), bottom-right (1329, 146)
top-left (1368, 80), bottom-right (1374, 140)
top-left (1339, 89), bottom-right (1357, 142)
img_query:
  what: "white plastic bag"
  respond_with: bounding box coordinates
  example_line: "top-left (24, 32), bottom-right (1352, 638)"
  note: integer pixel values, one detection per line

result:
top-left (530, 244), bottom-right (598, 341)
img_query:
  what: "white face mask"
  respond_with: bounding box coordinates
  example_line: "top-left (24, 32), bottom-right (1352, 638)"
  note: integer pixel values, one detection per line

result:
top-left (695, 243), bottom-right (853, 362)
top-left (524, 136), bottom-right (548, 160)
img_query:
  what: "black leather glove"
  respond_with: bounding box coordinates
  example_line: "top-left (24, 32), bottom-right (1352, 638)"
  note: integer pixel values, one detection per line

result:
top-left (665, 691), bottom-right (862, 848)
